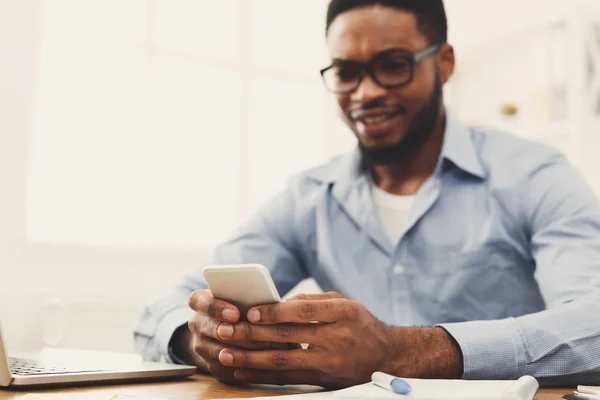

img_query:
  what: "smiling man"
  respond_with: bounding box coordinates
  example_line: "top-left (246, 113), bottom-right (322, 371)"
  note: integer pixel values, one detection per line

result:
top-left (135, 0), bottom-right (600, 389)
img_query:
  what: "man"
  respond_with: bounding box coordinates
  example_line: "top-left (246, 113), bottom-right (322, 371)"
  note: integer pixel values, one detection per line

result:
top-left (135, 0), bottom-right (600, 389)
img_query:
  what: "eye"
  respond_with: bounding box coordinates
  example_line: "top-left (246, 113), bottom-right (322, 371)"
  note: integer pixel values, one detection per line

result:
top-left (378, 60), bottom-right (410, 75)
top-left (332, 65), bottom-right (361, 82)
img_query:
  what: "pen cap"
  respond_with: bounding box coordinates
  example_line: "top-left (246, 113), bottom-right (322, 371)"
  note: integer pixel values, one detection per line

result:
top-left (391, 378), bottom-right (412, 395)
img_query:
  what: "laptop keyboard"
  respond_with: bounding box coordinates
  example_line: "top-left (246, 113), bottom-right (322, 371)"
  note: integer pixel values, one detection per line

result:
top-left (8, 357), bottom-right (101, 376)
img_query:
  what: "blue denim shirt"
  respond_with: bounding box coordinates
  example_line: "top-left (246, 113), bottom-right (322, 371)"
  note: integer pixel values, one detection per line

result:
top-left (135, 110), bottom-right (600, 386)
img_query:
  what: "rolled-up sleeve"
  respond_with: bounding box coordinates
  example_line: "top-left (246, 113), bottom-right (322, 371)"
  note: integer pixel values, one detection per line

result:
top-left (440, 154), bottom-right (600, 385)
top-left (134, 188), bottom-right (310, 363)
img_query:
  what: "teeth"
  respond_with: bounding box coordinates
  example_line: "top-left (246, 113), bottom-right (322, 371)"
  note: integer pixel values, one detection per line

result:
top-left (361, 115), bottom-right (389, 125)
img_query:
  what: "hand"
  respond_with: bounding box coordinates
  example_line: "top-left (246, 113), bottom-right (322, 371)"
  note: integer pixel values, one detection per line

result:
top-left (215, 293), bottom-right (463, 389)
top-left (185, 289), bottom-right (295, 385)
top-left (214, 292), bottom-right (394, 389)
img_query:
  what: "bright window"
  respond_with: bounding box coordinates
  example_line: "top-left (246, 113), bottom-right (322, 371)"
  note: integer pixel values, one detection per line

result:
top-left (26, 0), bottom-right (353, 251)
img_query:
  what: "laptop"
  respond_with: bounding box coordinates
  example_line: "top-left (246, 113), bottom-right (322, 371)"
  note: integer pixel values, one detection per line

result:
top-left (0, 320), bottom-right (196, 388)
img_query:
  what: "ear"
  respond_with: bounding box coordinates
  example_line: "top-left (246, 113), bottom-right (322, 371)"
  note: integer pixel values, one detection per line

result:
top-left (438, 43), bottom-right (455, 85)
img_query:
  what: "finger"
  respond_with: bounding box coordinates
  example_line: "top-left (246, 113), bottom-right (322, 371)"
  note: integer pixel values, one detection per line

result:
top-left (217, 321), bottom-right (320, 344)
top-left (194, 336), bottom-right (227, 362)
top-left (185, 335), bottom-right (209, 371)
top-left (205, 360), bottom-right (243, 386)
top-left (233, 369), bottom-right (322, 386)
top-left (287, 292), bottom-right (344, 301)
top-left (248, 299), bottom-right (360, 325)
top-left (188, 312), bottom-right (222, 340)
top-left (189, 313), bottom-right (291, 349)
top-left (193, 333), bottom-right (291, 363)
top-left (219, 348), bottom-right (318, 371)
top-left (188, 289), bottom-right (240, 322)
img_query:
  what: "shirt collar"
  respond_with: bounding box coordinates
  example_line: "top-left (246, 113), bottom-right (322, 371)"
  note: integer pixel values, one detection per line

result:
top-left (306, 107), bottom-right (486, 184)
top-left (440, 109), bottom-right (486, 179)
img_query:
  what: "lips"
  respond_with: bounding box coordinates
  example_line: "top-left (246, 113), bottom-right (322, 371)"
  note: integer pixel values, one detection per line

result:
top-left (351, 110), bottom-right (404, 140)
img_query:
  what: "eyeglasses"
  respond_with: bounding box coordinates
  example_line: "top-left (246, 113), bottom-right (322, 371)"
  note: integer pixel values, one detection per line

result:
top-left (320, 43), bottom-right (442, 94)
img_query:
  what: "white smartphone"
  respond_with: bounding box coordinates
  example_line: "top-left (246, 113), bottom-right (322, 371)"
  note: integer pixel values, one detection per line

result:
top-left (202, 264), bottom-right (282, 319)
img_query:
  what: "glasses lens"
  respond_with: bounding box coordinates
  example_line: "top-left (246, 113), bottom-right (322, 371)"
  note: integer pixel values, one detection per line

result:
top-left (323, 63), bottom-right (362, 93)
top-left (372, 57), bottom-right (412, 86)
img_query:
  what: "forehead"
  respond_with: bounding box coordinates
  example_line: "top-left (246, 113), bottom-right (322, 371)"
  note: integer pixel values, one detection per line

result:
top-left (326, 5), bottom-right (429, 62)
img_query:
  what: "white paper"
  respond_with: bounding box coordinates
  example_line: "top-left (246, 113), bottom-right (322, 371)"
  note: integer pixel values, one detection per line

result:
top-left (579, 386), bottom-right (600, 396)
top-left (574, 392), bottom-right (600, 400)
top-left (221, 375), bottom-right (539, 400)
top-left (334, 376), bottom-right (538, 400)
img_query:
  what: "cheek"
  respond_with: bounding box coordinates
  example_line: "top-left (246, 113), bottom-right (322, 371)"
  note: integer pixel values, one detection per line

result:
top-left (403, 68), bottom-right (437, 105)
top-left (336, 94), bottom-right (350, 113)
top-left (392, 82), bottom-right (425, 107)
top-left (335, 95), bottom-right (354, 126)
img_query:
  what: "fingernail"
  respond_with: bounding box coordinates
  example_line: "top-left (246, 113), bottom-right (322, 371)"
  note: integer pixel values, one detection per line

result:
top-left (234, 370), bottom-right (245, 380)
top-left (222, 308), bottom-right (237, 322)
top-left (219, 350), bottom-right (234, 366)
top-left (247, 309), bottom-right (261, 323)
top-left (219, 324), bottom-right (234, 338)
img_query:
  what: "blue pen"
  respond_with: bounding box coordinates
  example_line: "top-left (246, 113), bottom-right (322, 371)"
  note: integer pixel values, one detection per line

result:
top-left (371, 371), bottom-right (412, 395)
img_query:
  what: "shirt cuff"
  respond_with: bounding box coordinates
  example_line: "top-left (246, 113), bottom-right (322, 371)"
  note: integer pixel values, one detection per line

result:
top-left (156, 306), bottom-right (195, 364)
top-left (438, 318), bottom-right (527, 380)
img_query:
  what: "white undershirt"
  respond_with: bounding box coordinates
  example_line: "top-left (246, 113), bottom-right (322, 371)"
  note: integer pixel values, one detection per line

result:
top-left (370, 182), bottom-right (415, 246)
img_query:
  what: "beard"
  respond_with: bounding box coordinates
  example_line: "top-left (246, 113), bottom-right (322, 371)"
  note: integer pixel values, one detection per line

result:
top-left (357, 73), bottom-right (443, 166)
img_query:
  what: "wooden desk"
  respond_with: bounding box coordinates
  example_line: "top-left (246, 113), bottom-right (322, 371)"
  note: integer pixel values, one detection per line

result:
top-left (0, 374), bottom-right (570, 399)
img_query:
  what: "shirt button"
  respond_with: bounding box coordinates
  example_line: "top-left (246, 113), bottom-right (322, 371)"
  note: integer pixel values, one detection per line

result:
top-left (393, 264), bottom-right (405, 274)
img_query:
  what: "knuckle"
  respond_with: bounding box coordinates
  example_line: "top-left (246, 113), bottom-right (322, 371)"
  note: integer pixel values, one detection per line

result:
top-left (309, 322), bottom-right (320, 338)
top-left (200, 317), bottom-right (220, 338)
top-left (188, 313), bottom-right (208, 334)
top-left (297, 356), bottom-right (309, 370)
top-left (241, 350), bottom-right (252, 368)
top-left (331, 329), bottom-right (356, 348)
top-left (206, 302), bottom-right (217, 319)
top-left (266, 305), bottom-right (278, 323)
top-left (188, 290), bottom-right (208, 310)
top-left (187, 317), bottom-right (199, 333)
top-left (272, 352), bottom-right (288, 369)
top-left (207, 342), bottom-right (224, 360)
top-left (193, 339), bottom-right (204, 357)
top-left (188, 291), bottom-right (199, 309)
top-left (342, 301), bottom-right (360, 320)
top-left (327, 291), bottom-right (343, 298)
top-left (241, 322), bottom-right (254, 340)
top-left (296, 302), bottom-right (317, 320)
top-left (276, 323), bottom-right (297, 339)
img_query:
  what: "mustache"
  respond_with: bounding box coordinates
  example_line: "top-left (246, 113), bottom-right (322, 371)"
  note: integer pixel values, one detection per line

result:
top-left (348, 100), bottom-right (408, 116)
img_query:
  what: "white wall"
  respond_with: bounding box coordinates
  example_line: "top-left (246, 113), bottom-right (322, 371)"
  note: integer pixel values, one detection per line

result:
top-left (0, 1), bottom-right (208, 352)
top-left (0, 0), bottom-right (43, 351)
top-left (446, 0), bottom-right (568, 52)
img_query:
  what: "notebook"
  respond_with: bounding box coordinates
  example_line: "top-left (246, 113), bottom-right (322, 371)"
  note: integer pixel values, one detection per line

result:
top-left (220, 375), bottom-right (539, 400)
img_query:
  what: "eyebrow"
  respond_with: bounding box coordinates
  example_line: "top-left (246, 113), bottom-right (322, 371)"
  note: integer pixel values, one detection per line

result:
top-left (330, 47), bottom-right (413, 64)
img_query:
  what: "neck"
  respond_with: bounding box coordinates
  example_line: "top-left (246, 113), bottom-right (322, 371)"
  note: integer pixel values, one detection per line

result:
top-left (370, 108), bottom-right (446, 195)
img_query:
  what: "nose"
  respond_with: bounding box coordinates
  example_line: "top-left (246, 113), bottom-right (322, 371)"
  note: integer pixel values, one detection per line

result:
top-left (351, 74), bottom-right (388, 103)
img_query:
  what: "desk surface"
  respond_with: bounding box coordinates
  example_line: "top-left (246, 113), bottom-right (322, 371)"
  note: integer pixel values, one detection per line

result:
top-left (0, 374), bottom-right (571, 399)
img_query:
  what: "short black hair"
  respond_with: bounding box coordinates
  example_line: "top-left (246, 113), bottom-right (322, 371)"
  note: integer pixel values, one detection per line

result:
top-left (326, 0), bottom-right (448, 45)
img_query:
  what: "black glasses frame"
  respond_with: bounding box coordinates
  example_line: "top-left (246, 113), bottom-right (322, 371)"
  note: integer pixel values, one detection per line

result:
top-left (320, 43), bottom-right (443, 94)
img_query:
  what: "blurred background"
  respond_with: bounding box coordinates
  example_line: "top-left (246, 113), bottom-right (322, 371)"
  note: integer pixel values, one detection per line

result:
top-left (1, 0), bottom-right (599, 354)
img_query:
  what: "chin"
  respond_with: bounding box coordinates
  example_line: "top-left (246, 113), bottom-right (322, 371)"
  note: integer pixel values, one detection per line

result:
top-left (359, 133), bottom-right (405, 148)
